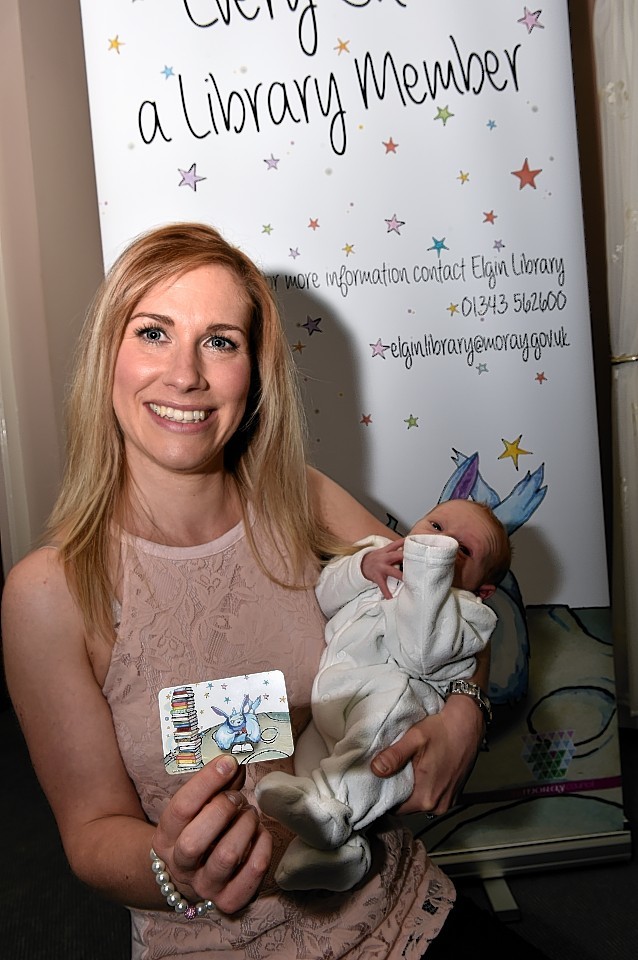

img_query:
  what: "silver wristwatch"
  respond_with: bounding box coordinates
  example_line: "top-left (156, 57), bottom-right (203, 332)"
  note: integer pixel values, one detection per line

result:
top-left (445, 679), bottom-right (492, 725)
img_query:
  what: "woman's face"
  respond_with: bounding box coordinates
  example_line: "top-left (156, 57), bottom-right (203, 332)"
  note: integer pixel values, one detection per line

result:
top-left (113, 264), bottom-right (253, 479)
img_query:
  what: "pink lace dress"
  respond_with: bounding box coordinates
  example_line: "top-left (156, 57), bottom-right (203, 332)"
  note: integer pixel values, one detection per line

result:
top-left (103, 519), bottom-right (454, 959)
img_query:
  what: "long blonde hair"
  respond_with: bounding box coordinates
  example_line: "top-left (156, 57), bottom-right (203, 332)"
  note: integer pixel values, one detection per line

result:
top-left (47, 222), bottom-right (336, 641)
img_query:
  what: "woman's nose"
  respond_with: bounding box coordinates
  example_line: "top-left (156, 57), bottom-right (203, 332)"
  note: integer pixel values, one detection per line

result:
top-left (163, 346), bottom-right (206, 391)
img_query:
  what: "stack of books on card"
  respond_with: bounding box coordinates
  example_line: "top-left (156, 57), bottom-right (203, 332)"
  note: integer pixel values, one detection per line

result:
top-left (170, 686), bottom-right (204, 772)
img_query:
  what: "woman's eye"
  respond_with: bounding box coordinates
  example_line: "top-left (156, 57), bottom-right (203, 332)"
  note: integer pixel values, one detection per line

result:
top-left (209, 335), bottom-right (237, 351)
top-left (430, 521), bottom-right (442, 531)
top-left (459, 545), bottom-right (471, 557)
top-left (136, 326), bottom-right (165, 343)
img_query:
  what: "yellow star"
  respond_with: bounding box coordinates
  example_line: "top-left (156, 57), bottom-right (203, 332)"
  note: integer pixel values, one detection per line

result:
top-left (435, 105), bottom-right (454, 125)
top-left (292, 340), bottom-right (305, 353)
top-left (447, 302), bottom-right (459, 316)
top-left (498, 435), bottom-right (533, 470)
top-left (343, 242), bottom-right (355, 256)
top-left (108, 35), bottom-right (124, 54)
top-left (404, 414), bottom-right (419, 429)
top-left (458, 170), bottom-right (470, 184)
top-left (335, 38), bottom-right (350, 54)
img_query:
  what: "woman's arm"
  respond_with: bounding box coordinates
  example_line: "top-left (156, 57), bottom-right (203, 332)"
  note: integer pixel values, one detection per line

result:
top-left (371, 644), bottom-right (490, 814)
top-left (308, 466), bottom-right (490, 814)
top-left (308, 466), bottom-right (401, 542)
top-left (2, 549), bottom-right (270, 914)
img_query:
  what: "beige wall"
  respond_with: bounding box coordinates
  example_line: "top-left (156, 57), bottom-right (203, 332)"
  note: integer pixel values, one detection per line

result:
top-left (0, 0), bottom-right (103, 573)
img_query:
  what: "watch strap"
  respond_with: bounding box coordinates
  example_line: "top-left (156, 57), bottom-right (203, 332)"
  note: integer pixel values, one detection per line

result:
top-left (445, 679), bottom-right (493, 725)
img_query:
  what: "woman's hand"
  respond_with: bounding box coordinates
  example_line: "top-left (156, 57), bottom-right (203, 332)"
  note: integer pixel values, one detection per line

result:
top-left (361, 540), bottom-right (405, 599)
top-left (152, 756), bottom-right (272, 914)
top-left (370, 693), bottom-right (485, 815)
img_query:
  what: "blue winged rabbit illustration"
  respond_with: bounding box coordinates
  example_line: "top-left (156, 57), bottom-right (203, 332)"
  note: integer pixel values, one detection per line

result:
top-left (212, 694), bottom-right (263, 754)
top-left (439, 449), bottom-right (547, 705)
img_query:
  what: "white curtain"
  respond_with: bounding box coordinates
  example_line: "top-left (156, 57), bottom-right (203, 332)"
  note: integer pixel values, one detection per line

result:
top-left (593, 0), bottom-right (638, 722)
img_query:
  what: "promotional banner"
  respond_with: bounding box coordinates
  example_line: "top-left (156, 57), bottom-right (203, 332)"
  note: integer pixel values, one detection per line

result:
top-left (79, 1), bottom-right (630, 872)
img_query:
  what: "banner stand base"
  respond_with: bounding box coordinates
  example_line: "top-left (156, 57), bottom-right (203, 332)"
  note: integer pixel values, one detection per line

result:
top-left (482, 877), bottom-right (521, 922)
top-left (432, 825), bottom-right (632, 883)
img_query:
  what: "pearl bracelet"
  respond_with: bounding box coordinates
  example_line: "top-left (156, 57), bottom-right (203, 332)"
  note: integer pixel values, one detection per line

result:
top-left (150, 848), bottom-right (215, 920)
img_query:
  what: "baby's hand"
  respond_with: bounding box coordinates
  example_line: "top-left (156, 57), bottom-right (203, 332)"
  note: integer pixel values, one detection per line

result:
top-left (361, 540), bottom-right (405, 599)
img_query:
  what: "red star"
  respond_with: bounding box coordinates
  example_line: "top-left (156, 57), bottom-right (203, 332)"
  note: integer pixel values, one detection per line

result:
top-left (512, 158), bottom-right (542, 189)
top-left (383, 137), bottom-right (398, 153)
top-left (360, 414), bottom-right (372, 425)
top-left (535, 371), bottom-right (547, 384)
top-left (483, 210), bottom-right (497, 224)
top-left (308, 218), bottom-right (319, 230)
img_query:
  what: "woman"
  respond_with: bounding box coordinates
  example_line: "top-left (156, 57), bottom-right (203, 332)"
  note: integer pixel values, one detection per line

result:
top-left (2, 223), bottom-right (510, 958)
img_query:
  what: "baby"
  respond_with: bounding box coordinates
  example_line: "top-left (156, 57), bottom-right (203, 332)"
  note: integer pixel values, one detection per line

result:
top-left (256, 498), bottom-right (510, 891)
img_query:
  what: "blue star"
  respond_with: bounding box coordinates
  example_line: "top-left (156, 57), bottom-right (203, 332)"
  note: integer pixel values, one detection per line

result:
top-left (161, 66), bottom-right (174, 79)
top-left (428, 237), bottom-right (449, 258)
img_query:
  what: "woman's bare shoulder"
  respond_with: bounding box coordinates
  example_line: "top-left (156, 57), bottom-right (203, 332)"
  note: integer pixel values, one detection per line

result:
top-left (1, 546), bottom-right (83, 644)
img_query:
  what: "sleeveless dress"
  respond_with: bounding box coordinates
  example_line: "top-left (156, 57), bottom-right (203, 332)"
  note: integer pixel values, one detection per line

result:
top-left (102, 518), bottom-right (455, 959)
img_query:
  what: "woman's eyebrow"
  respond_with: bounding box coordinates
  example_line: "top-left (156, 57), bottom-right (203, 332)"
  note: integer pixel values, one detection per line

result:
top-left (130, 311), bottom-right (174, 326)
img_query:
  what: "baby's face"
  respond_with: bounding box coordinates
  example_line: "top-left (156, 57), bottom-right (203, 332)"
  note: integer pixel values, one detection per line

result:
top-left (410, 500), bottom-right (499, 592)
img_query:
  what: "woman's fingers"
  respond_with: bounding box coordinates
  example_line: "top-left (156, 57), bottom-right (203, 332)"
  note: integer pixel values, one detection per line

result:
top-left (153, 756), bottom-right (272, 912)
top-left (158, 756), bottom-right (244, 846)
top-left (198, 821), bottom-right (273, 914)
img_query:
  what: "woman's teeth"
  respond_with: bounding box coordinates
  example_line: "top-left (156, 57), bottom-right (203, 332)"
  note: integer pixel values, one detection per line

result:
top-left (149, 403), bottom-right (208, 422)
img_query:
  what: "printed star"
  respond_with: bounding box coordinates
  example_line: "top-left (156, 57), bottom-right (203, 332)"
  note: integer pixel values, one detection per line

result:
top-left (308, 218), bottom-right (320, 230)
top-left (457, 170), bottom-right (470, 185)
top-left (435, 105), bottom-right (454, 125)
top-left (512, 158), bottom-right (542, 189)
top-left (343, 242), bottom-right (355, 256)
top-left (178, 163), bottom-right (206, 191)
top-left (289, 247), bottom-right (300, 259)
top-left (279, 695), bottom-right (287, 704)
top-left (428, 237), bottom-right (449, 258)
top-left (536, 371), bottom-right (548, 384)
top-left (404, 414), bottom-right (419, 429)
top-left (161, 65), bottom-right (174, 79)
top-left (263, 679), bottom-right (270, 685)
top-left (498, 434), bottom-right (533, 470)
top-left (487, 119), bottom-right (497, 130)
top-left (494, 239), bottom-right (505, 251)
top-left (383, 137), bottom-right (398, 153)
top-left (477, 363), bottom-right (488, 374)
top-left (335, 38), bottom-right (350, 54)
top-left (262, 223), bottom-right (273, 235)
top-left (264, 154), bottom-right (280, 170)
top-left (303, 315), bottom-right (322, 335)
top-left (385, 213), bottom-right (405, 234)
top-left (108, 35), bottom-right (124, 54)
top-left (370, 339), bottom-right (390, 358)
top-left (448, 302), bottom-right (459, 316)
top-left (360, 414), bottom-right (372, 425)
top-left (221, 684), bottom-right (227, 689)
top-left (518, 8), bottom-right (544, 34)
top-left (483, 210), bottom-right (497, 224)
top-left (292, 340), bottom-right (305, 353)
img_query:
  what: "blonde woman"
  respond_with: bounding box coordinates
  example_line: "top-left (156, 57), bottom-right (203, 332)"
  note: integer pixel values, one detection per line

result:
top-left (3, 224), bottom-right (544, 958)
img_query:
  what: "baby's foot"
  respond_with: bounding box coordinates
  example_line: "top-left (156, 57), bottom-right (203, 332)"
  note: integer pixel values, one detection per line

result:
top-left (255, 771), bottom-right (352, 849)
top-left (275, 835), bottom-right (371, 891)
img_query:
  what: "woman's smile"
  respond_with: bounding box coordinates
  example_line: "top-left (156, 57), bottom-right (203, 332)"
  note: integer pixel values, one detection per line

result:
top-left (147, 402), bottom-right (211, 424)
